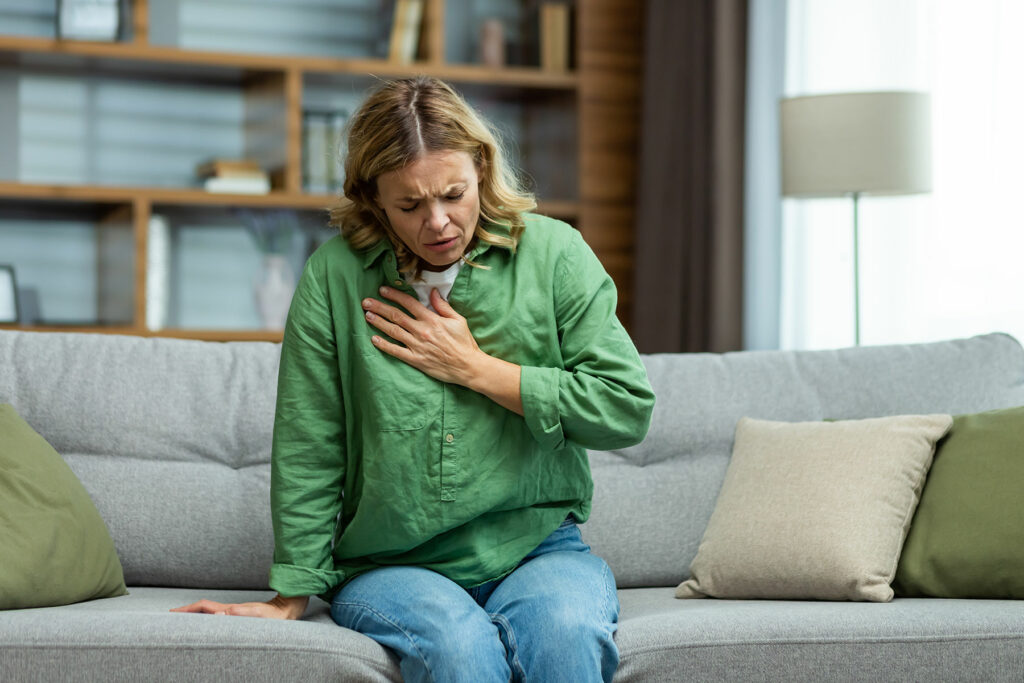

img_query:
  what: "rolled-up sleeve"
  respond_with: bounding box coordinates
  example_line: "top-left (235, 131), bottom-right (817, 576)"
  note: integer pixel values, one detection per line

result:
top-left (268, 256), bottom-right (347, 597)
top-left (520, 230), bottom-right (655, 451)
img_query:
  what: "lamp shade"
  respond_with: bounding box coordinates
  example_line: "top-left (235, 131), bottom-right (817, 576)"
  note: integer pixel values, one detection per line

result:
top-left (781, 91), bottom-right (932, 197)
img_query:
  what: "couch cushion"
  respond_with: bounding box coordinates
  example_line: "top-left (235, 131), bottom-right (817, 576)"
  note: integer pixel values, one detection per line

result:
top-left (614, 588), bottom-right (1024, 683)
top-left (4, 587), bottom-right (1022, 683)
top-left (0, 404), bottom-right (127, 609)
top-left (895, 404), bottom-right (1024, 598)
top-left (675, 414), bottom-right (952, 602)
top-left (583, 333), bottom-right (1024, 588)
top-left (0, 587), bottom-right (399, 682)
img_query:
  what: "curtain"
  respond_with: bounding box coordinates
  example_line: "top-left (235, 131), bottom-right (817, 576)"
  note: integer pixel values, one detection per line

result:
top-left (742, 0), bottom-right (787, 350)
top-left (631, 0), bottom-right (748, 353)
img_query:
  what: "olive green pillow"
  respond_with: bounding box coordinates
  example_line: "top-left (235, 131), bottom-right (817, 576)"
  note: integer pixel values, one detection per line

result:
top-left (894, 405), bottom-right (1024, 598)
top-left (0, 404), bottom-right (127, 609)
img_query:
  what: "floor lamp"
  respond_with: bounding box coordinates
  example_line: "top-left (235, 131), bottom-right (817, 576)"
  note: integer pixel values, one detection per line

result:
top-left (780, 91), bottom-right (932, 346)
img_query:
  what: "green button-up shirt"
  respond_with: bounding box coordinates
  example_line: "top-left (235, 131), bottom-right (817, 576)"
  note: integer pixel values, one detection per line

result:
top-left (268, 214), bottom-right (655, 601)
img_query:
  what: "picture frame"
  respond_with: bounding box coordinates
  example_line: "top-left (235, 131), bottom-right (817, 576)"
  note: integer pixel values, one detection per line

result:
top-left (0, 265), bottom-right (19, 324)
top-left (57, 0), bottom-right (121, 42)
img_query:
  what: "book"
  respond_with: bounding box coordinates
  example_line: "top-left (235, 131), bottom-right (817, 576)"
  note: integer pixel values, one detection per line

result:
top-left (96, 206), bottom-right (134, 325)
top-left (540, 2), bottom-right (570, 72)
top-left (196, 159), bottom-right (264, 179)
top-left (388, 0), bottom-right (424, 64)
top-left (203, 176), bottom-right (271, 194)
top-left (327, 109), bottom-right (350, 194)
top-left (302, 111), bottom-right (330, 194)
top-left (146, 214), bottom-right (171, 331)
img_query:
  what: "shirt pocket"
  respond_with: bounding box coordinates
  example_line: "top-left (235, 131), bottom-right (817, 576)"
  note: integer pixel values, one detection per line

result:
top-left (349, 334), bottom-right (437, 432)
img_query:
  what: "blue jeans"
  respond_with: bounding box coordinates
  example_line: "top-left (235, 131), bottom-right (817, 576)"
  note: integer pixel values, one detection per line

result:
top-left (329, 516), bottom-right (620, 682)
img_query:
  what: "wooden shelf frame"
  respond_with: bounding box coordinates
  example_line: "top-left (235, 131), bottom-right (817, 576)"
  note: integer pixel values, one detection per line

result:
top-left (0, 35), bottom-right (579, 91)
top-left (0, 324), bottom-right (285, 343)
top-left (0, 0), bottom-right (635, 343)
top-left (0, 181), bottom-right (336, 209)
top-left (0, 182), bottom-right (578, 217)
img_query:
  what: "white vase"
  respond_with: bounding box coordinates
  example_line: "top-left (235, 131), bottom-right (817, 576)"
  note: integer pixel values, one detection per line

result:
top-left (254, 254), bottom-right (296, 331)
top-left (479, 19), bottom-right (506, 68)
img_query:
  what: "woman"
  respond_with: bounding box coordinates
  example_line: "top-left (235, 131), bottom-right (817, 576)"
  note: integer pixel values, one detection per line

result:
top-left (173, 76), bottom-right (655, 682)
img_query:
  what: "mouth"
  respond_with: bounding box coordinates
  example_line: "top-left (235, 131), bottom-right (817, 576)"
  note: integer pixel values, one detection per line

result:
top-left (424, 236), bottom-right (460, 252)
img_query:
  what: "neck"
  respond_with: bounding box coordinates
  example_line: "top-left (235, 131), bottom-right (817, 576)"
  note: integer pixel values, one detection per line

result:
top-left (420, 258), bottom-right (460, 273)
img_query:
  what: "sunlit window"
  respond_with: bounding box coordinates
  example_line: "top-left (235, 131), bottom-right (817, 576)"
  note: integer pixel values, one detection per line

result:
top-left (781, 0), bottom-right (1024, 349)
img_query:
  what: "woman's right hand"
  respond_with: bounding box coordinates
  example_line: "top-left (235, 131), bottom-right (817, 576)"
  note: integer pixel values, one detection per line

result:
top-left (170, 593), bottom-right (309, 620)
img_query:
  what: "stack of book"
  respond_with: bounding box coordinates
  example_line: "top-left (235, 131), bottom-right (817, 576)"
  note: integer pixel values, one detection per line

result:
top-left (302, 109), bottom-right (349, 195)
top-left (196, 159), bottom-right (271, 195)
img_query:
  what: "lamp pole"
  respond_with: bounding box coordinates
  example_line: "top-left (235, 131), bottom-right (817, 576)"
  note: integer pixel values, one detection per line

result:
top-left (852, 191), bottom-right (861, 346)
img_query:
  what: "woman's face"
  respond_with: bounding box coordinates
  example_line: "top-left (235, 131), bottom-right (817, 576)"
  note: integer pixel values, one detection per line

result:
top-left (375, 150), bottom-right (481, 272)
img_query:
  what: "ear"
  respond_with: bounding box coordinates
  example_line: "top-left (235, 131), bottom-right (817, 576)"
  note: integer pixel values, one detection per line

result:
top-left (473, 152), bottom-right (486, 184)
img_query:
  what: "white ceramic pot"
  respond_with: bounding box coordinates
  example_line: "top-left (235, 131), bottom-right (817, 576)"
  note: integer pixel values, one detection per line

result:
top-left (254, 254), bottom-right (296, 330)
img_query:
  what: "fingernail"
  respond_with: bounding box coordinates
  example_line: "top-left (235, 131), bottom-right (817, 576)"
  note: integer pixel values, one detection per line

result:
top-left (380, 286), bottom-right (389, 295)
top-left (365, 311), bottom-right (375, 320)
top-left (362, 299), bottom-right (372, 308)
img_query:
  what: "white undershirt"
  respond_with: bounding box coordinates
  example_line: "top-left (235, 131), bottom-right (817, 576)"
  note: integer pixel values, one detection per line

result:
top-left (409, 261), bottom-right (462, 313)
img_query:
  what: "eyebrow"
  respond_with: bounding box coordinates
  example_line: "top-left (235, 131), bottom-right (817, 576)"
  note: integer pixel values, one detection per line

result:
top-left (397, 183), bottom-right (468, 202)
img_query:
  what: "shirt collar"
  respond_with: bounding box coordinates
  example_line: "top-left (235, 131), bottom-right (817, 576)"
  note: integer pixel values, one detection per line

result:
top-left (359, 221), bottom-right (515, 270)
top-left (361, 239), bottom-right (391, 270)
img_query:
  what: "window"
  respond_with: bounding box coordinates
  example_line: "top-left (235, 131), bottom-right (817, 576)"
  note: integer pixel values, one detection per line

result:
top-left (781, 0), bottom-right (1024, 349)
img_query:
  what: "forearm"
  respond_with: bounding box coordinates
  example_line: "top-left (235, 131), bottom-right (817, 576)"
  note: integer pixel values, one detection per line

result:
top-left (464, 351), bottom-right (524, 416)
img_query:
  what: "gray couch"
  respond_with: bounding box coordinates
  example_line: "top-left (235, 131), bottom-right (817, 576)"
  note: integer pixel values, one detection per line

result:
top-left (2, 329), bottom-right (1023, 682)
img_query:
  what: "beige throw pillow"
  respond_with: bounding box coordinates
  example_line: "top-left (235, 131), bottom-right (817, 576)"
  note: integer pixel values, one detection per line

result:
top-left (676, 414), bottom-right (953, 602)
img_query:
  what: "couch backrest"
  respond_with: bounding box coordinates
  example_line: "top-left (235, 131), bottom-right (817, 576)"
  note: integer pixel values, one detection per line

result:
top-left (584, 333), bottom-right (1024, 587)
top-left (2, 330), bottom-right (1022, 590)
top-left (0, 331), bottom-right (280, 589)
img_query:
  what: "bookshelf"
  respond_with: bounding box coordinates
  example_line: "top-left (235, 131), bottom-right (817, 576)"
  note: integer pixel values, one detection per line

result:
top-left (0, 0), bottom-right (643, 341)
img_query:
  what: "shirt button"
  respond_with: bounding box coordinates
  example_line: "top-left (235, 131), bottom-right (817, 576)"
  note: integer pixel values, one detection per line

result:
top-left (445, 433), bottom-right (454, 443)
top-left (394, 279), bottom-right (403, 286)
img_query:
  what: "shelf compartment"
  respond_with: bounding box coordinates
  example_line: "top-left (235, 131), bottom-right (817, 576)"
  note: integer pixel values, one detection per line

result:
top-left (0, 198), bottom-right (135, 328)
top-left (445, 0), bottom-right (574, 72)
top-left (300, 73), bottom-right (579, 203)
top-left (1, 64), bottom-right (287, 190)
top-left (148, 0), bottom-right (392, 61)
top-left (143, 205), bottom-right (333, 333)
top-left (458, 82), bottom-right (578, 202)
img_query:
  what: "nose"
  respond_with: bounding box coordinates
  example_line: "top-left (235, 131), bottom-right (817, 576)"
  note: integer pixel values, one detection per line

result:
top-left (424, 199), bottom-right (448, 232)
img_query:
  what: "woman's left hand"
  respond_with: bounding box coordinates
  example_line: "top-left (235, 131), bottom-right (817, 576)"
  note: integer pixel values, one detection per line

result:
top-left (362, 286), bottom-right (484, 386)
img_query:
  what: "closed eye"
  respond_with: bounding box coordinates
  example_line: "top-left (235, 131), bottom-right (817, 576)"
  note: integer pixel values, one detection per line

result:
top-left (398, 191), bottom-right (464, 212)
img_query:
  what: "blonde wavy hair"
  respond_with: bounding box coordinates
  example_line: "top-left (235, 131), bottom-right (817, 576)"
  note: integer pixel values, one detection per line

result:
top-left (328, 76), bottom-right (536, 275)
